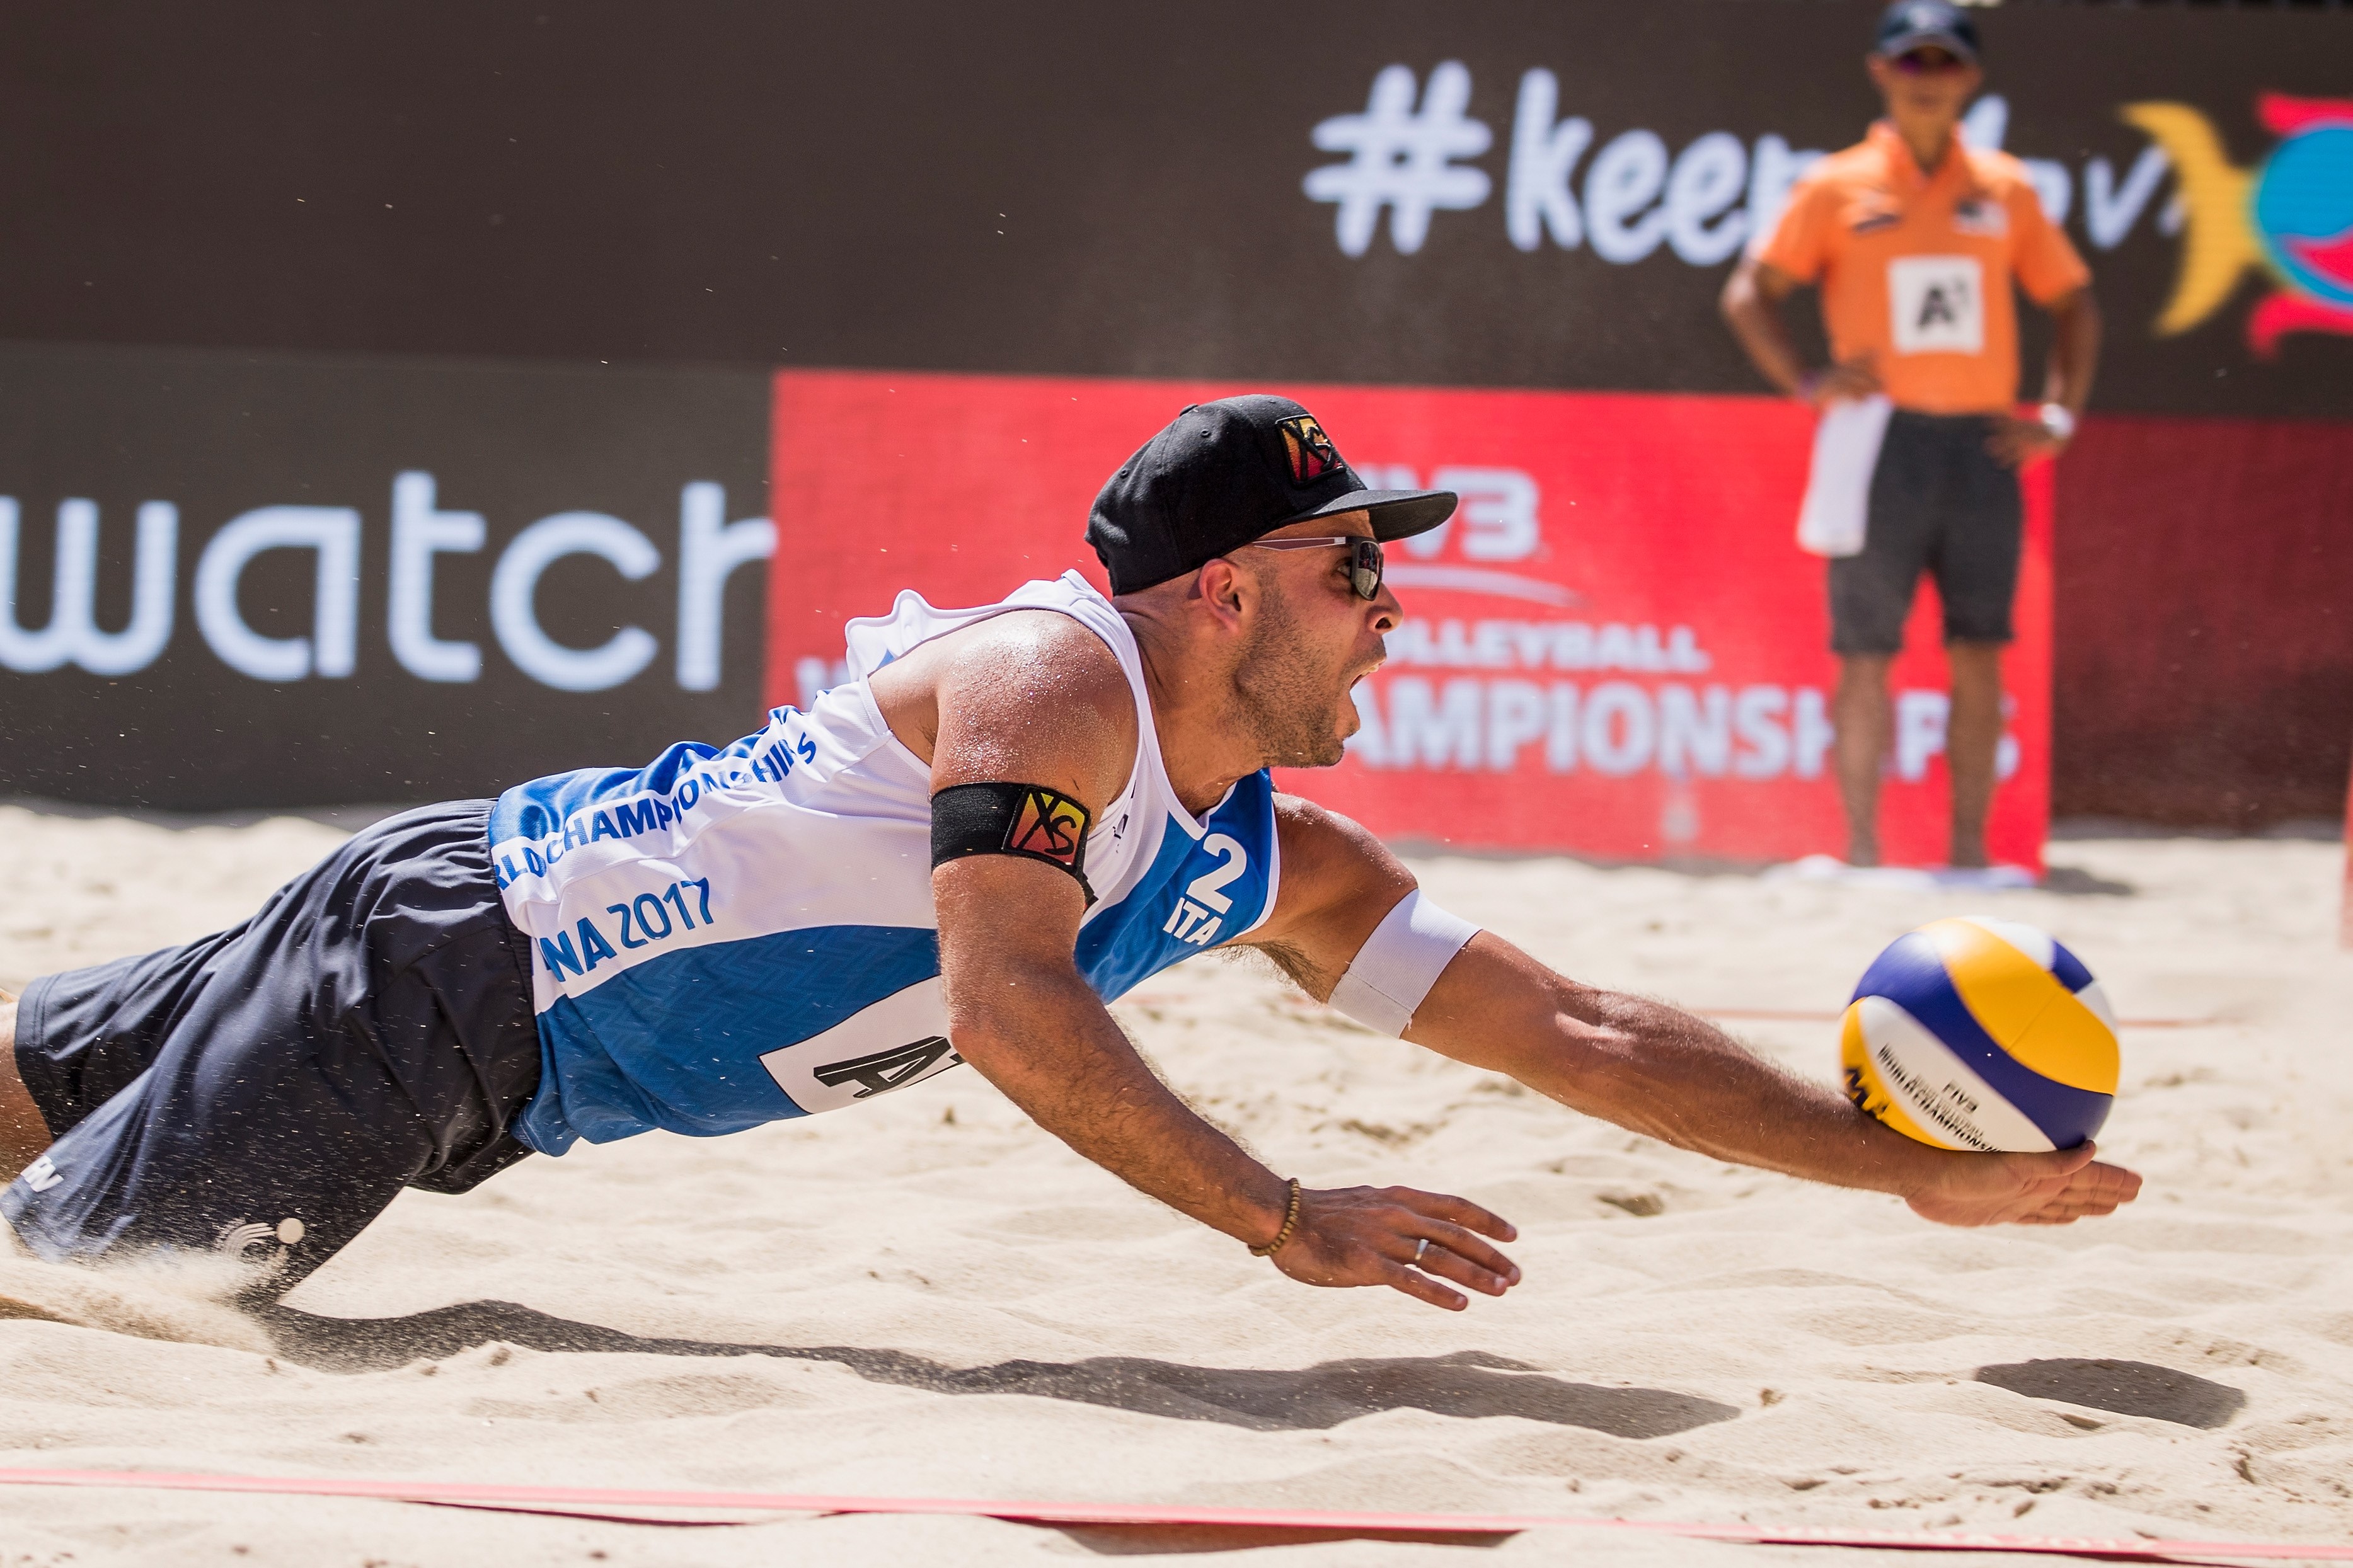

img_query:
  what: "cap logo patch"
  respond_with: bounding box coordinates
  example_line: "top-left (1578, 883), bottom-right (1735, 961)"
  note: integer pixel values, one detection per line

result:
top-left (1277, 415), bottom-right (1340, 483)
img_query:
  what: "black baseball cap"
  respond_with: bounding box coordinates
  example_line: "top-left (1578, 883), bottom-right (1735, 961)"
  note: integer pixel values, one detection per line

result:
top-left (1086, 396), bottom-right (1457, 595)
top-left (1874, 0), bottom-right (1979, 62)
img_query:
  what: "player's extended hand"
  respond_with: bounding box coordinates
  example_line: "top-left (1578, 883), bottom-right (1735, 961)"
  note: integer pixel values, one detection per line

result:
top-left (1270, 1185), bottom-right (1521, 1311)
top-left (1903, 1143), bottom-right (2143, 1227)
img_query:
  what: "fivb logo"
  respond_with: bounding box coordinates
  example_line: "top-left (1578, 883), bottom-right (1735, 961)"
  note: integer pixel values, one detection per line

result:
top-left (1354, 464), bottom-right (1570, 607)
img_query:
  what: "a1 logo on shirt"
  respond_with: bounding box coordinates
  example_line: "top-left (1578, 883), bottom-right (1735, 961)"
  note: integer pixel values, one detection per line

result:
top-left (1888, 255), bottom-right (1986, 356)
top-left (759, 976), bottom-right (964, 1114)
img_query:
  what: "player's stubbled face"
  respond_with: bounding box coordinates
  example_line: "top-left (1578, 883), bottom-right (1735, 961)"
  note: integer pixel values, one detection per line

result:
top-left (1233, 514), bottom-right (1400, 769)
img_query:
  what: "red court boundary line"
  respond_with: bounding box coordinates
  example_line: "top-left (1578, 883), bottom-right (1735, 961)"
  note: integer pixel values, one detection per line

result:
top-left (0, 1468), bottom-right (2344, 1562)
top-left (1696, 1008), bottom-right (2209, 1029)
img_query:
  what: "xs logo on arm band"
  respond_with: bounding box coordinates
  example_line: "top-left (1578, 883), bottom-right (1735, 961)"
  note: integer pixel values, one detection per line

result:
top-left (931, 782), bottom-right (1097, 905)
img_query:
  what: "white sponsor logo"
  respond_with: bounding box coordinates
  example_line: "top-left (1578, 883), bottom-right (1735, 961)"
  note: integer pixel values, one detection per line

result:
top-left (1952, 197), bottom-right (2008, 240)
top-left (21, 1154), bottom-right (61, 1193)
top-left (1301, 60), bottom-right (1493, 257)
top-left (0, 500), bottom-right (177, 677)
top-left (1309, 69), bottom-right (2158, 260)
top-left (1350, 677), bottom-right (2020, 785)
top-left (1896, 689), bottom-right (2021, 782)
top-left (1889, 255), bottom-right (1986, 356)
top-left (0, 476), bottom-right (770, 692)
top-left (1385, 617), bottom-right (1709, 675)
top-left (759, 977), bottom-right (962, 1116)
top-left (1350, 677), bottom-right (1834, 779)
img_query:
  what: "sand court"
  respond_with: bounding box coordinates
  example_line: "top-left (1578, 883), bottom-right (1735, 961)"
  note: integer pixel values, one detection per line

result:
top-left (0, 801), bottom-right (2347, 1564)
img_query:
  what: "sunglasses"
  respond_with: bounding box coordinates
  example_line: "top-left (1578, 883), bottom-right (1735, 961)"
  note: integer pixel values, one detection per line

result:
top-left (1890, 47), bottom-right (1969, 75)
top-left (1242, 535), bottom-right (1386, 600)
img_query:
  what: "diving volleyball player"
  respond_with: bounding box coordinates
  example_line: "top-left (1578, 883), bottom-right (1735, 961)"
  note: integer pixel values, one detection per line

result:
top-left (0, 396), bottom-right (2141, 1308)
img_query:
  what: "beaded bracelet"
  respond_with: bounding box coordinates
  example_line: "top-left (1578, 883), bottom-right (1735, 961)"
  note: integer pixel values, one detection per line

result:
top-left (1249, 1177), bottom-right (1303, 1258)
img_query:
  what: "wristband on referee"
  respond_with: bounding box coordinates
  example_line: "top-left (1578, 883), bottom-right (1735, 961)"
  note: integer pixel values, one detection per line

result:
top-left (2037, 402), bottom-right (2077, 442)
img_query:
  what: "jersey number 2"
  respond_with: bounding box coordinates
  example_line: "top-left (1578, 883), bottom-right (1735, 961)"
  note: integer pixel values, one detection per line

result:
top-left (1163, 833), bottom-right (1249, 947)
top-left (1187, 833), bottom-right (1248, 912)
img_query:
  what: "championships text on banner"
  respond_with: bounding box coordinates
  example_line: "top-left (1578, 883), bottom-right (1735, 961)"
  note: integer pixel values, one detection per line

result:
top-left (765, 370), bottom-right (2052, 870)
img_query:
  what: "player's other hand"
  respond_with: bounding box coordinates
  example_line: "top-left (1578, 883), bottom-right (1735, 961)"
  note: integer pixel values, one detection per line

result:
top-left (1986, 413), bottom-right (2068, 467)
top-left (1804, 358), bottom-right (1882, 409)
top-left (1904, 1142), bottom-right (2143, 1227)
top-left (1272, 1185), bottom-right (1521, 1310)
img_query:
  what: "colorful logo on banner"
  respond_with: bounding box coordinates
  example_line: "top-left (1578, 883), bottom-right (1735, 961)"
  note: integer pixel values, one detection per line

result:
top-left (2129, 94), bottom-right (2353, 355)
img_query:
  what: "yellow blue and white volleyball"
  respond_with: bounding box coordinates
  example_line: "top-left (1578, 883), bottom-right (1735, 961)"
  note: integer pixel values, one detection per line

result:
top-left (1840, 917), bottom-right (2120, 1153)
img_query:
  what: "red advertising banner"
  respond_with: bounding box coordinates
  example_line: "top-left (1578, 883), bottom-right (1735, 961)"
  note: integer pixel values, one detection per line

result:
top-left (2342, 753), bottom-right (2353, 951)
top-left (768, 369), bottom-right (2051, 871)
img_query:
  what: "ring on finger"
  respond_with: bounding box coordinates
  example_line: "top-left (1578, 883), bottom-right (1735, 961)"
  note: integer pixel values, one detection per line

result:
top-left (1413, 1238), bottom-right (1430, 1266)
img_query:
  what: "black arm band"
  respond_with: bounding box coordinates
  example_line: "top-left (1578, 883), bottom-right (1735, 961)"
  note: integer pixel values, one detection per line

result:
top-left (930, 782), bottom-right (1096, 906)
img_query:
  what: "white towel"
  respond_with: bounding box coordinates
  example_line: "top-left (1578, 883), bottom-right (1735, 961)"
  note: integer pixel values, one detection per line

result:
top-left (1795, 394), bottom-right (1894, 559)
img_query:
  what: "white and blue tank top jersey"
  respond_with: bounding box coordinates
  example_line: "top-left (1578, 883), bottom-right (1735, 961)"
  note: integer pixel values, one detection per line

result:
top-left (488, 573), bottom-right (1281, 1155)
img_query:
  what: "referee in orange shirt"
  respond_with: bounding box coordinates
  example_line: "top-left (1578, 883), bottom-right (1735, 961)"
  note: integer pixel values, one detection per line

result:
top-left (1722, 0), bottom-right (2100, 870)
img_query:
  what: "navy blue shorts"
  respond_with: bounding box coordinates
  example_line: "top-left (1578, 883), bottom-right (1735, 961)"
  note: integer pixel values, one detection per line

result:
top-left (1829, 410), bottom-right (2023, 656)
top-left (4, 801), bottom-right (541, 1298)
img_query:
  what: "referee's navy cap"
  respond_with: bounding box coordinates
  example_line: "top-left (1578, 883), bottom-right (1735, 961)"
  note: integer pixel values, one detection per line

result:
top-left (1086, 395), bottom-right (1456, 595)
top-left (1875, 0), bottom-right (1980, 62)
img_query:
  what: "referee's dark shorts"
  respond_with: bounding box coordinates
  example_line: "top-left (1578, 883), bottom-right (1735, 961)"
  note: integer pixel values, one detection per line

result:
top-left (1829, 409), bottom-right (2022, 655)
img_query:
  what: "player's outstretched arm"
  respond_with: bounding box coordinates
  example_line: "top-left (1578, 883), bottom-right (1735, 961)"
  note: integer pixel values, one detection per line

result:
top-left (1410, 939), bottom-right (2139, 1226)
top-left (903, 615), bottom-right (1519, 1310)
top-left (1251, 798), bottom-right (2142, 1228)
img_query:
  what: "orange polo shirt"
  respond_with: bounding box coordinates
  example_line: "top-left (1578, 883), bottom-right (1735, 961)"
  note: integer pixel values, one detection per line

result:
top-left (1752, 120), bottom-right (2090, 415)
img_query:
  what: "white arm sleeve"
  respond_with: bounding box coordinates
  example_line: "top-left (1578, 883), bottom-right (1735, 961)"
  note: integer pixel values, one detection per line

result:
top-left (1325, 888), bottom-right (1481, 1038)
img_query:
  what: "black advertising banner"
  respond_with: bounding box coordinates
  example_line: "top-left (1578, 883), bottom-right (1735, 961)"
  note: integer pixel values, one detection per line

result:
top-left (0, 3), bottom-right (2344, 414)
top-left (1270, 6), bottom-right (2353, 416)
top-left (0, 4), bottom-right (2344, 816)
top-left (0, 346), bottom-right (770, 807)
